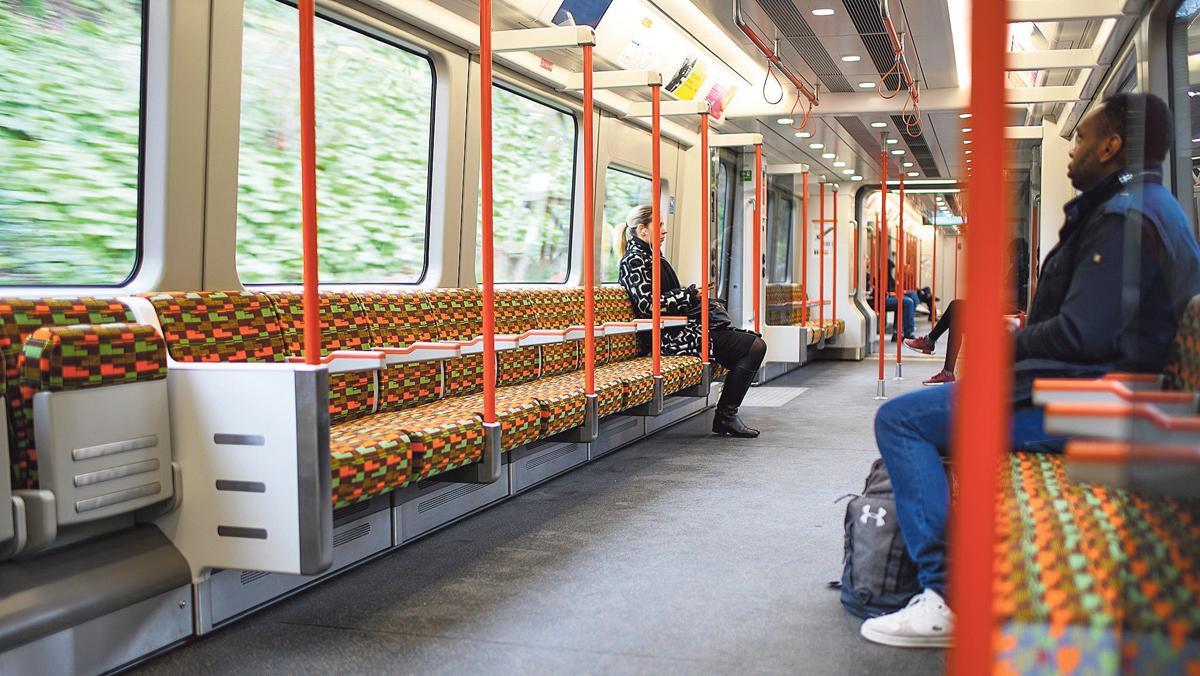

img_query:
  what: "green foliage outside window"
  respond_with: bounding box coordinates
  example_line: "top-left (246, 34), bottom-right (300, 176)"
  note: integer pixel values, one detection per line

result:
top-left (0, 1), bottom-right (143, 285)
top-left (602, 167), bottom-right (652, 282)
top-left (236, 0), bottom-right (434, 284)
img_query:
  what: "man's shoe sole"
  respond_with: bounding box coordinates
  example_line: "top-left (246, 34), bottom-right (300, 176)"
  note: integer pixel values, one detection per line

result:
top-left (859, 624), bottom-right (952, 648)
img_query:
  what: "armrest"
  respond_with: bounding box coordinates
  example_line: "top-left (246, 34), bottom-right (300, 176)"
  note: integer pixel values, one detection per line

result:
top-left (564, 324), bottom-right (605, 341)
top-left (1101, 372), bottom-right (1164, 391)
top-left (1067, 439), bottom-right (1200, 464)
top-left (1044, 401), bottom-right (1200, 443)
top-left (456, 335), bottom-right (523, 355)
top-left (1065, 439), bottom-right (1200, 497)
top-left (375, 342), bottom-right (460, 364)
top-left (600, 321), bottom-right (638, 336)
top-left (287, 350), bottom-right (386, 374)
top-left (154, 363), bottom-right (332, 580)
top-left (1033, 378), bottom-right (1197, 414)
top-left (633, 317), bottom-right (690, 330)
top-left (518, 329), bottom-right (567, 347)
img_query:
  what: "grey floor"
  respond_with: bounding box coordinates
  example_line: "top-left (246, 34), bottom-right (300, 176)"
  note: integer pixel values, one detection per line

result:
top-left (135, 348), bottom-right (948, 675)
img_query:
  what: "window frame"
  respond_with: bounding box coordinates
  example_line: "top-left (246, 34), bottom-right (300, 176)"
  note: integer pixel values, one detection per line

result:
top-left (1168, 0), bottom-right (1200, 227)
top-left (483, 80), bottom-right (579, 285)
top-left (0, 1), bottom-right (150, 288)
top-left (601, 164), bottom-right (654, 283)
top-left (237, 0), bottom-right (439, 286)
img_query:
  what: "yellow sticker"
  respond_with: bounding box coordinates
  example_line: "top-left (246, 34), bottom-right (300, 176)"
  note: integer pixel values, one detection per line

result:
top-left (1093, 253), bottom-right (1102, 264)
top-left (642, 17), bottom-right (652, 28)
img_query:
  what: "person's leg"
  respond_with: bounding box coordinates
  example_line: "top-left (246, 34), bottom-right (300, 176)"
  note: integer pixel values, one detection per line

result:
top-left (710, 329), bottom-right (766, 438)
top-left (928, 299), bottom-right (957, 342)
top-left (873, 385), bottom-right (954, 595)
top-left (1011, 406), bottom-right (1067, 453)
top-left (885, 296), bottom-right (899, 337)
top-left (942, 314), bottom-right (964, 374)
top-left (902, 296), bottom-right (915, 338)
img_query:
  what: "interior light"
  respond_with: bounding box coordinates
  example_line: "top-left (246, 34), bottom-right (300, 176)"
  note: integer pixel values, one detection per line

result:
top-left (810, 143), bottom-right (824, 149)
top-left (833, 161), bottom-right (846, 167)
top-left (858, 81), bottom-right (877, 89)
top-left (851, 176), bottom-right (864, 181)
top-left (902, 162), bottom-right (914, 168)
top-left (795, 131), bottom-right (812, 138)
top-left (842, 55), bottom-right (862, 62)
top-left (843, 169), bottom-right (855, 175)
top-left (1192, 138), bottom-right (1200, 143)
top-left (777, 118), bottom-right (795, 125)
top-left (822, 153), bottom-right (836, 159)
top-left (959, 113), bottom-right (972, 119)
top-left (908, 172), bottom-right (919, 177)
top-left (886, 138), bottom-right (899, 145)
top-left (964, 150), bottom-right (972, 155)
top-left (962, 127), bottom-right (973, 133)
top-left (812, 8), bottom-right (835, 16)
top-left (963, 139), bottom-right (972, 145)
top-left (891, 149), bottom-right (905, 155)
top-left (870, 122), bottom-right (887, 128)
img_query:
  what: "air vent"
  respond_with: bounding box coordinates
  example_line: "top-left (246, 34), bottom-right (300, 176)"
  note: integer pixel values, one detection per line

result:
top-left (333, 522), bottom-right (372, 548)
top-left (333, 500), bottom-right (372, 521)
top-left (240, 570), bottom-right (270, 585)
top-left (836, 116), bottom-right (883, 170)
top-left (890, 115), bottom-right (941, 178)
top-left (527, 444), bottom-right (575, 471)
top-left (418, 483), bottom-right (486, 513)
top-left (756, 0), bottom-right (854, 93)
top-left (842, 0), bottom-right (904, 91)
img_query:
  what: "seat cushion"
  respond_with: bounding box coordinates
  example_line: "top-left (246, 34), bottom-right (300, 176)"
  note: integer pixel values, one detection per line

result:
top-left (426, 289), bottom-right (484, 397)
top-left (328, 417), bottom-right (414, 509)
top-left (143, 291), bottom-right (284, 363)
top-left (563, 368), bottom-right (626, 418)
top-left (597, 359), bottom-right (656, 409)
top-left (660, 355), bottom-right (704, 393)
top-left (504, 376), bottom-right (587, 438)
top-left (439, 389), bottom-right (542, 452)
top-left (358, 290), bottom-right (443, 411)
top-left (540, 342), bottom-right (579, 378)
top-left (383, 401), bottom-right (487, 480)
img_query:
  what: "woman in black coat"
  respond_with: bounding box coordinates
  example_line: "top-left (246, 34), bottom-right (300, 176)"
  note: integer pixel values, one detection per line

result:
top-left (618, 205), bottom-right (767, 437)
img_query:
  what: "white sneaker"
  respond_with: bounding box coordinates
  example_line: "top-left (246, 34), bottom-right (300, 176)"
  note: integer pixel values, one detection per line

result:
top-left (859, 589), bottom-right (954, 648)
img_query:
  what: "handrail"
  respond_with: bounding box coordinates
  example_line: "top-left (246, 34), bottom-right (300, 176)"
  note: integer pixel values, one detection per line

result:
top-left (931, 214), bottom-right (938, 322)
top-left (652, 84), bottom-right (663, 377)
top-left (582, 45), bottom-right (596, 398)
top-left (802, 169), bottom-right (810, 325)
top-left (948, 0), bottom-right (1007, 669)
top-left (700, 111), bottom-right (711, 366)
top-left (819, 180), bottom-right (826, 329)
top-left (480, 0), bottom-right (497, 426)
top-left (733, 2), bottom-right (819, 109)
top-left (298, 0), bottom-right (320, 366)
top-left (895, 174), bottom-right (904, 375)
top-left (754, 144), bottom-right (763, 333)
top-left (876, 144), bottom-right (888, 398)
top-left (832, 183), bottom-right (838, 332)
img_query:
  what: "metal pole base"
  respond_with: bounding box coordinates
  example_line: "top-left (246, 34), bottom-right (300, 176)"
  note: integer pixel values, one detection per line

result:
top-left (443, 421), bottom-right (503, 483)
top-left (550, 394), bottom-right (599, 442)
top-left (629, 375), bottom-right (665, 416)
top-left (874, 379), bottom-right (888, 400)
top-left (894, 362), bottom-right (904, 381)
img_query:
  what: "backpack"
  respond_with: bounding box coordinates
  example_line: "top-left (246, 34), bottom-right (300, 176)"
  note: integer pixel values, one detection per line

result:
top-left (836, 459), bottom-right (921, 619)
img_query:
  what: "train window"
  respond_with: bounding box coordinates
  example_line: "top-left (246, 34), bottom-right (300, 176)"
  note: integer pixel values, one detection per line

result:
top-left (714, 157), bottom-right (737, 302)
top-left (478, 86), bottom-right (577, 283)
top-left (766, 186), bottom-right (793, 283)
top-left (602, 167), bottom-right (653, 281)
top-left (1172, 2), bottom-right (1200, 217)
top-left (236, 0), bottom-right (434, 284)
top-left (1, 2), bottom-right (145, 286)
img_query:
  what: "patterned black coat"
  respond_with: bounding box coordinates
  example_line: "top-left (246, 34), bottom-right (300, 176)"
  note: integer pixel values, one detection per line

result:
top-left (618, 236), bottom-right (704, 357)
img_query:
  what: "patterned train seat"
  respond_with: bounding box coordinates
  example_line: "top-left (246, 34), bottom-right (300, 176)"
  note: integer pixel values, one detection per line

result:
top-left (0, 297), bottom-right (165, 489)
top-left (994, 452), bottom-right (1200, 674)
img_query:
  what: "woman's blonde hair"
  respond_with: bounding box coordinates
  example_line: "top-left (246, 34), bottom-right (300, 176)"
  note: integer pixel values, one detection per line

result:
top-left (620, 204), bottom-right (654, 252)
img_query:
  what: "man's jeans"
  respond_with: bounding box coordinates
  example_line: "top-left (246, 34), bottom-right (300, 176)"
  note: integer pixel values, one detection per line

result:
top-left (873, 384), bottom-right (1066, 596)
top-left (884, 290), bottom-right (920, 336)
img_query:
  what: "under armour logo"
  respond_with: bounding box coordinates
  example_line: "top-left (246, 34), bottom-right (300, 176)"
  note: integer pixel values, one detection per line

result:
top-left (861, 505), bottom-right (887, 527)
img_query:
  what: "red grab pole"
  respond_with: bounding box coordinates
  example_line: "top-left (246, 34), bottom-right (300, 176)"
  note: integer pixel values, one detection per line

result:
top-left (832, 183), bottom-right (838, 331)
top-left (801, 170), bottom-right (810, 325)
top-left (895, 175), bottom-right (904, 367)
top-left (818, 180), bottom-right (826, 328)
top-left (753, 144), bottom-right (763, 333)
top-left (651, 84), bottom-right (662, 377)
top-left (298, 0), bottom-right (320, 365)
top-left (699, 112), bottom-right (710, 365)
top-left (932, 215), bottom-right (939, 322)
top-left (479, 0), bottom-right (497, 424)
top-left (954, 236), bottom-right (960, 299)
top-left (948, 0), bottom-right (1010, 669)
top-left (877, 152), bottom-right (888, 391)
top-left (581, 45), bottom-right (596, 395)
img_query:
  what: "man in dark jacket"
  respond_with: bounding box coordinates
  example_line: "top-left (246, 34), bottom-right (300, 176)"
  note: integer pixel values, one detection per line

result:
top-left (859, 92), bottom-right (1200, 649)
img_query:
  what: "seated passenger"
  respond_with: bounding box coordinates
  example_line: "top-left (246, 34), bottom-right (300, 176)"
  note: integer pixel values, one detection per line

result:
top-left (867, 258), bottom-right (919, 340)
top-left (862, 93), bottom-right (1200, 648)
top-left (618, 205), bottom-right (767, 438)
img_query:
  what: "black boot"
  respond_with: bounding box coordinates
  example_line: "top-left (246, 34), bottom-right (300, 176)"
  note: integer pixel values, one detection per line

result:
top-left (713, 406), bottom-right (759, 438)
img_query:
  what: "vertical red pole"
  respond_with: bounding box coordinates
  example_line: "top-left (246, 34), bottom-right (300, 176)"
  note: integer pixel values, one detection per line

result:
top-left (700, 113), bottom-right (710, 364)
top-left (818, 181), bottom-right (826, 327)
top-left (954, 237), bottom-right (960, 299)
top-left (949, 0), bottom-right (1009, 668)
top-left (895, 176), bottom-right (905, 364)
top-left (878, 154), bottom-right (888, 383)
top-left (479, 0), bottom-right (497, 424)
top-left (753, 145), bottom-right (763, 333)
top-left (651, 85), bottom-right (662, 377)
top-left (581, 45), bottom-right (595, 395)
top-left (298, 0), bottom-right (320, 365)
top-left (932, 215), bottom-right (939, 322)
top-left (1030, 203), bottom-right (1040, 298)
top-left (801, 170), bottom-right (809, 324)
top-left (832, 184), bottom-right (838, 330)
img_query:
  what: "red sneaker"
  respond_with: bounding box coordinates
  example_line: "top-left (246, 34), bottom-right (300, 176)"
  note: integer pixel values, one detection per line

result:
top-left (904, 335), bottom-right (936, 354)
top-left (923, 370), bottom-right (955, 386)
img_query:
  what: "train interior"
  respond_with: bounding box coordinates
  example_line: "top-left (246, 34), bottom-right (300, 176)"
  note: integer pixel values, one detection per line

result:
top-left (2, 0), bottom-right (1199, 673)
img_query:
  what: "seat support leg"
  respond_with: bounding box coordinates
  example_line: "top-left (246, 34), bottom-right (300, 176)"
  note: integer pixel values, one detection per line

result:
top-left (443, 422), bottom-right (503, 484)
top-left (551, 394), bottom-right (599, 443)
top-left (629, 376), bottom-right (665, 416)
top-left (679, 364), bottom-right (712, 398)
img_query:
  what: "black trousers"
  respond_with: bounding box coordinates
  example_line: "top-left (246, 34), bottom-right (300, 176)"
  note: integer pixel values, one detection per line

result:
top-left (709, 328), bottom-right (767, 411)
